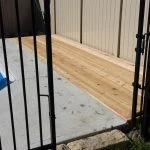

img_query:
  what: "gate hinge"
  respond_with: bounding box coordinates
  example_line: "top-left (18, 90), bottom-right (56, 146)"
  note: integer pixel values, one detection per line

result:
top-left (135, 48), bottom-right (144, 54)
top-left (132, 82), bottom-right (142, 89)
top-left (144, 32), bottom-right (150, 36)
top-left (132, 82), bottom-right (146, 90)
top-left (136, 34), bottom-right (145, 39)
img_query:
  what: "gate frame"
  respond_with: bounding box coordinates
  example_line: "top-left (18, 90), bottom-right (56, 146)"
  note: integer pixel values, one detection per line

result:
top-left (0, 0), bottom-right (56, 149)
top-left (132, 0), bottom-right (150, 140)
top-left (141, 0), bottom-right (150, 139)
top-left (131, 0), bottom-right (146, 127)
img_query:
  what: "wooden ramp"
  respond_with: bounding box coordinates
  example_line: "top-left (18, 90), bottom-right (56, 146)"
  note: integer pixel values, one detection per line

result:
top-left (21, 35), bottom-right (141, 121)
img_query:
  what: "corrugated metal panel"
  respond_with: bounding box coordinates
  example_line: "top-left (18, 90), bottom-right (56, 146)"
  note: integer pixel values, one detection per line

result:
top-left (46, 0), bottom-right (150, 64)
top-left (39, 0), bottom-right (55, 34)
top-left (120, 0), bottom-right (149, 62)
top-left (56, 0), bottom-right (80, 42)
top-left (82, 0), bottom-right (121, 56)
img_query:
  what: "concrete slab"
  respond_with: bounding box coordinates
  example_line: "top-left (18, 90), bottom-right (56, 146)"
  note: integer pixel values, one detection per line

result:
top-left (0, 39), bottom-right (125, 150)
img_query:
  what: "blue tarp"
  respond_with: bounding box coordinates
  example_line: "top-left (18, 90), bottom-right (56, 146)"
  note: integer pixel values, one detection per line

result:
top-left (0, 72), bottom-right (8, 90)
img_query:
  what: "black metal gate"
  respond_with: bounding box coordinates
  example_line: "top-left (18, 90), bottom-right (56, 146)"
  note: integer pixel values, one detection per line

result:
top-left (0, 0), bottom-right (56, 149)
top-left (132, 0), bottom-right (150, 139)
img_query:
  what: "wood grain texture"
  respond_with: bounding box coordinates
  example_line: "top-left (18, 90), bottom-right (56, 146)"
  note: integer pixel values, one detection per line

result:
top-left (21, 35), bottom-right (142, 121)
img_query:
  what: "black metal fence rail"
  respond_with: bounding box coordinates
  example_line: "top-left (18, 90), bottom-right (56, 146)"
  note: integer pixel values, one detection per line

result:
top-left (15, 0), bottom-right (31, 148)
top-left (142, 33), bottom-right (150, 139)
top-left (140, 0), bottom-right (150, 121)
top-left (0, 0), bottom-right (17, 149)
top-left (141, 0), bottom-right (150, 138)
top-left (0, 0), bottom-right (56, 149)
top-left (44, 0), bottom-right (56, 148)
top-left (131, 0), bottom-right (150, 140)
top-left (30, 0), bottom-right (43, 147)
top-left (0, 137), bottom-right (2, 150)
top-left (132, 0), bottom-right (146, 127)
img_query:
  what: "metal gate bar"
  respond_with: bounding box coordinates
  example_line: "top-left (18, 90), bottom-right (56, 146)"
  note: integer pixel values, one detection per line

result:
top-left (0, 0), bottom-right (56, 149)
top-left (0, 0), bottom-right (17, 149)
top-left (141, 2), bottom-right (150, 136)
top-left (140, 0), bottom-right (150, 118)
top-left (44, 0), bottom-right (56, 149)
top-left (132, 0), bottom-right (146, 127)
top-left (131, 0), bottom-right (150, 140)
top-left (0, 137), bottom-right (2, 150)
top-left (14, 0), bottom-right (31, 149)
top-left (15, 0), bottom-right (30, 149)
top-left (30, 0), bottom-right (43, 147)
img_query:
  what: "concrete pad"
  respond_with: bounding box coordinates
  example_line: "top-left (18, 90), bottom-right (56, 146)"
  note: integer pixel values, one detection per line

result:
top-left (0, 39), bottom-right (125, 150)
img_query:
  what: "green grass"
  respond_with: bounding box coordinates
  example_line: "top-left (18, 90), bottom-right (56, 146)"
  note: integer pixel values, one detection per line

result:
top-left (129, 139), bottom-right (150, 150)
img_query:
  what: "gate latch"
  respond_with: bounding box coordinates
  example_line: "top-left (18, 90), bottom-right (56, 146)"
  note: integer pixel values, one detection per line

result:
top-left (135, 34), bottom-right (146, 54)
top-left (135, 32), bottom-right (150, 54)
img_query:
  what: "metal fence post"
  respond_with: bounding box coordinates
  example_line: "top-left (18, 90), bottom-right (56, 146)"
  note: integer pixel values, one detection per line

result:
top-left (142, 1), bottom-right (150, 138)
top-left (0, 137), bottom-right (2, 150)
top-left (44, 0), bottom-right (56, 149)
top-left (132, 0), bottom-right (146, 127)
top-left (30, 0), bottom-right (43, 147)
top-left (142, 37), bottom-right (150, 140)
top-left (14, 0), bottom-right (30, 148)
top-left (140, 0), bottom-right (150, 121)
top-left (0, 0), bottom-right (17, 149)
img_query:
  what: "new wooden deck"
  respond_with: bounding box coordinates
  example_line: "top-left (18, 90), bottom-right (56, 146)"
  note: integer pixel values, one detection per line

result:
top-left (21, 35), bottom-right (141, 121)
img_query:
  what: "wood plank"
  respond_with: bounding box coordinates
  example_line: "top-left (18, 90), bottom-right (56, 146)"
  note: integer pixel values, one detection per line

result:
top-left (21, 35), bottom-right (141, 120)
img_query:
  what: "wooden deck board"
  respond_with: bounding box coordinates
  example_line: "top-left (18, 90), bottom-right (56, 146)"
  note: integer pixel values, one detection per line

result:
top-left (21, 35), bottom-right (141, 121)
